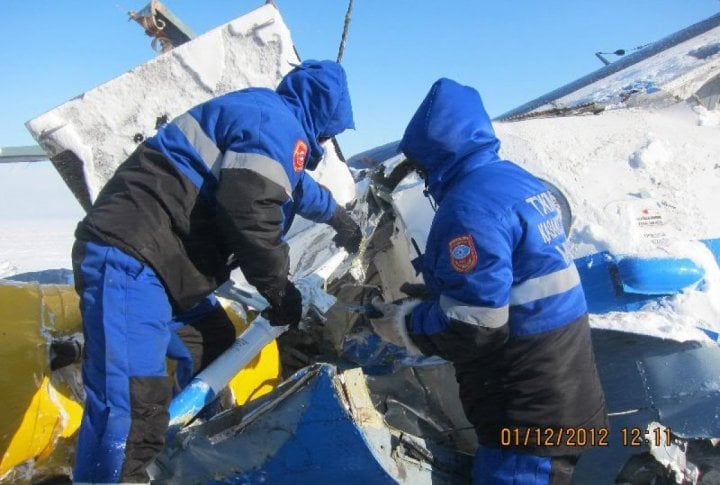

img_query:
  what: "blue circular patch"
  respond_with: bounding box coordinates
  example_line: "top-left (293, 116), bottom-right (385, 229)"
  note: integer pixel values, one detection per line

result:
top-left (452, 245), bottom-right (471, 259)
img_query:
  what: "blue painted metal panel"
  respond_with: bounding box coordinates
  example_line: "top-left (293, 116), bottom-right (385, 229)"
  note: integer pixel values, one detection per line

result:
top-left (155, 363), bottom-right (473, 483)
top-left (226, 366), bottom-right (395, 484)
top-left (155, 365), bottom-right (397, 483)
top-left (591, 329), bottom-right (700, 414)
top-left (347, 140), bottom-right (401, 170)
top-left (576, 251), bottom-right (648, 314)
top-left (703, 238), bottom-right (720, 265)
top-left (575, 329), bottom-right (706, 482)
top-left (575, 408), bottom-right (658, 484)
top-left (639, 346), bottom-right (720, 438)
top-left (342, 329), bottom-right (407, 375)
top-left (5, 268), bottom-right (74, 284)
top-left (342, 327), bottom-right (445, 375)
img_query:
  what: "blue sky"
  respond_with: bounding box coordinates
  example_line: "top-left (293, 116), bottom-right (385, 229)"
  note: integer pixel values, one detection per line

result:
top-left (1, 0), bottom-right (718, 159)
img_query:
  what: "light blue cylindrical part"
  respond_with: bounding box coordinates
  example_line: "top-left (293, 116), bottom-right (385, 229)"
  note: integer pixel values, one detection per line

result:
top-left (168, 381), bottom-right (216, 428)
top-left (616, 256), bottom-right (705, 295)
top-left (168, 317), bottom-right (285, 428)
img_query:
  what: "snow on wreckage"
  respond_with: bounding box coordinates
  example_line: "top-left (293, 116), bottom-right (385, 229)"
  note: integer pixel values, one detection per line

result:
top-left (3, 3), bottom-right (470, 482)
top-left (347, 12), bottom-right (720, 484)
top-left (2, 4), bottom-right (720, 484)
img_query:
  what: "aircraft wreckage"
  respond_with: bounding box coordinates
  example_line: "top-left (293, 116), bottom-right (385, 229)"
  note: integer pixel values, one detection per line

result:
top-left (2, 3), bottom-right (720, 483)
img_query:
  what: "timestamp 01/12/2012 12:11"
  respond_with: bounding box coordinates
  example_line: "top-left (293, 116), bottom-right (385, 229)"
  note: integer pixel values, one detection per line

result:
top-left (499, 426), bottom-right (672, 448)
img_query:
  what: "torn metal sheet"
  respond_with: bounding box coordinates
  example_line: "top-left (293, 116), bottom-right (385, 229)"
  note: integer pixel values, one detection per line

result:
top-left (151, 364), bottom-right (473, 483)
top-left (648, 422), bottom-right (701, 483)
top-left (366, 365), bottom-right (477, 454)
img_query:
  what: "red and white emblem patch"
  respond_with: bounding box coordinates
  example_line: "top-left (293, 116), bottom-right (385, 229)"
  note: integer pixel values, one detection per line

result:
top-left (293, 139), bottom-right (308, 172)
top-left (448, 235), bottom-right (478, 273)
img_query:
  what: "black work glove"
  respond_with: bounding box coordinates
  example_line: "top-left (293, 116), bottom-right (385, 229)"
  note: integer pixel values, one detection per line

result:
top-left (329, 206), bottom-right (362, 253)
top-left (399, 282), bottom-right (432, 300)
top-left (263, 281), bottom-right (303, 328)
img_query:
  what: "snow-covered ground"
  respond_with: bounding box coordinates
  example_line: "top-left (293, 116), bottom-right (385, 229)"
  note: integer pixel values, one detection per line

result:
top-left (0, 218), bottom-right (77, 278)
top-left (0, 161), bottom-right (82, 277)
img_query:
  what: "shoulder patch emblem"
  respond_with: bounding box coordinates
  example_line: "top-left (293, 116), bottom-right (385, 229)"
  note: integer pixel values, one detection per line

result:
top-left (448, 234), bottom-right (478, 273)
top-left (293, 139), bottom-right (308, 172)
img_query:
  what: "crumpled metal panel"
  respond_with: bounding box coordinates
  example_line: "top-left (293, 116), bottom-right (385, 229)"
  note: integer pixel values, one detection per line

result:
top-left (591, 329), bottom-right (700, 414)
top-left (572, 329), bottom-right (704, 483)
top-left (152, 364), bottom-right (472, 484)
top-left (367, 364), bottom-right (477, 454)
top-left (153, 365), bottom-right (396, 483)
top-left (639, 346), bottom-right (720, 438)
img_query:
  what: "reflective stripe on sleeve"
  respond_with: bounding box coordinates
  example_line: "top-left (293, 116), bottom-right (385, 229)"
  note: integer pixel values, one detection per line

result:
top-left (439, 295), bottom-right (509, 328)
top-left (172, 113), bottom-right (222, 175)
top-left (171, 113), bottom-right (292, 196)
top-left (509, 264), bottom-right (581, 306)
top-left (221, 151), bottom-right (292, 197)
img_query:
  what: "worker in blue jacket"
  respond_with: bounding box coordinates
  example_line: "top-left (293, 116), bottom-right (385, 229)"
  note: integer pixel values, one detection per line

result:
top-left (371, 78), bottom-right (607, 484)
top-left (72, 60), bottom-right (360, 483)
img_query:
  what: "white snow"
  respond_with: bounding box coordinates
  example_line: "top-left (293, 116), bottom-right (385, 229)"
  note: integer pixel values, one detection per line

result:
top-left (0, 160), bottom-right (82, 275)
top-left (590, 309), bottom-right (712, 343)
top-left (658, 239), bottom-right (720, 334)
top-left (497, 102), bottom-right (720, 256)
top-left (628, 136), bottom-right (672, 170)
top-left (0, 260), bottom-right (17, 279)
top-left (694, 104), bottom-right (720, 126)
top-left (0, 219), bottom-right (77, 276)
top-left (389, 102), bottom-right (720, 258)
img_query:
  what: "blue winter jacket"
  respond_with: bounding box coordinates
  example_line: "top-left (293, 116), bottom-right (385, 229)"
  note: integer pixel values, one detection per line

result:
top-left (147, 59), bottom-right (354, 231)
top-left (399, 78), bottom-right (587, 361)
top-left (79, 60), bottom-right (354, 310)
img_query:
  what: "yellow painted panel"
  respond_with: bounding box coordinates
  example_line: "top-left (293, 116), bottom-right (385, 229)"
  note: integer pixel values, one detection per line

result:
top-left (0, 284), bottom-right (281, 480)
top-left (218, 299), bottom-right (282, 406)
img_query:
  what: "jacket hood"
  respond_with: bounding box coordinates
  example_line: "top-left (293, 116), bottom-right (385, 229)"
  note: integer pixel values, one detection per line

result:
top-left (277, 60), bottom-right (355, 169)
top-left (399, 78), bottom-right (501, 199)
